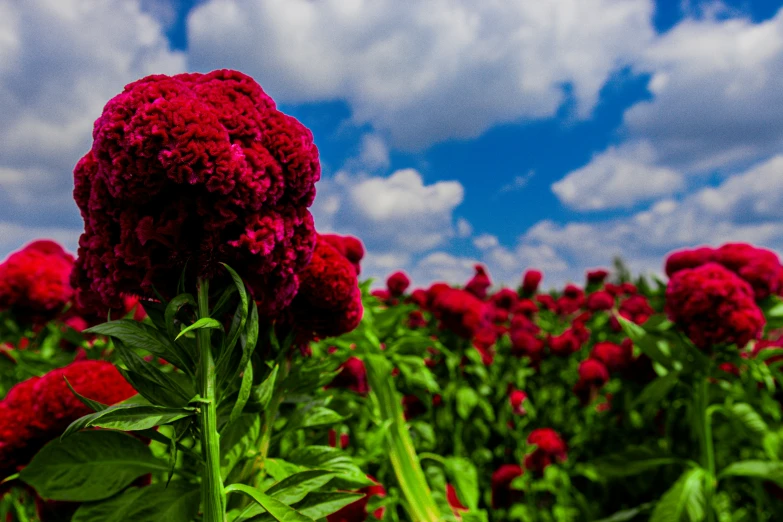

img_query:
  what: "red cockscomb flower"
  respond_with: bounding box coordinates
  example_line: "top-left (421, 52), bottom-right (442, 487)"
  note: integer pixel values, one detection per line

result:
top-left (0, 360), bottom-right (136, 479)
top-left (72, 70), bottom-right (320, 318)
top-left (491, 464), bottom-right (524, 509)
top-left (525, 428), bottom-right (567, 476)
top-left (320, 234), bottom-right (365, 276)
top-left (665, 263), bottom-right (765, 350)
top-left (386, 271), bottom-right (410, 297)
top-left (491, 288), bottom-right (519, 310)
top-left (327, 357), bottom-right (369, 396)
top-left (509, 389), bottom-right (528, 415)
top-left (465, 265), bottom-right (491, 300)
top-left (548, 328), bottom-right (583, 357)
top-left (287, 237), bottom-right (363, 340)
top-left (586, 269), bottom-right (609, 285)
top-left (521, 270), bottom-right (542, 296)
top-left (0, 241), bottom-right (74, 325)
top-left (429, 288), bottom-right (490, 339)
top-left (586, 291), bottom-right (614, 312)
top-left (590, 341), bottom-right (633, 373)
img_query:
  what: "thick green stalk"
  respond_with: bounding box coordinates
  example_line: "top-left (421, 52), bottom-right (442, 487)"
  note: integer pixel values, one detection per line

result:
top-left (697, 377), bottom-right (716, 522)
top-left (364, 354), bottom-right (442, 522)
top-left (197, 278), bottom-right (226, 522)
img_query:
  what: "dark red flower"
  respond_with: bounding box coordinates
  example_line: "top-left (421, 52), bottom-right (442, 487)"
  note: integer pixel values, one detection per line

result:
top-left (491, 464), bottom-right (524, 509)
top-left (665, 263), bottom-right (765, 350)
top-left (407, 310), bottom-right (427, 329)
top-left (402, 394), bottom-right (427, 420)
top-left (557, 284), bottom-right (585, 315)
top-left (326, 357), bottom-right (369, 395)
top-left (408, 288), bottom-right (428, 307)
top-left (320, 234), bottom-right (365, 276)
top-left (430, 288), bottom-right (490, 339)
top-left (525, 428), bottom-right (567, 476)
top-left (590, 341), bottom-right (633, 373)
top-left (491, 288), bottom-right (519, 310)
top-left (386, 271), bottom-right (410, 297)
top-left (586, 269), bottom-right (609, 285)
top-left (618, 295), bottom-right (654, 325)
top-left (586, 291), bottom-right (614, 312)
top-left (288, 237), bottom-right (363, 340)
top-left (521, 270), bottom-right (542, 296)
top-left (71, 70), bottom-right (320, 317)
top-left (328, 429), bottom-right (350, 449)
top-left (465, 265), bottom-right (491, 300)
top-left (665, 247), bottom-right (715, 276)
top-left (0, 360), bottom-right (136, 479)
top-left (535, 294), bottom-right (558, 313)
top-left (371, 289), bottom-right (391, 301)
top-left (548, 328), bottom-right (583, 357)
top-left (512, 298), bottom-right (539, 317)
top-left (0, 241), bottom-right (74, 324)
top-left (509, 389), bottom-right (528, 415)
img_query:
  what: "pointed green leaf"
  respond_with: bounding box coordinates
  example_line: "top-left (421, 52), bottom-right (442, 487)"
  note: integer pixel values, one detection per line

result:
top-left (64, 376), bottom-right (109, 412)
top-left (650, 468), bottom-right (705, 522)
top-left (264, 470), bottom-right (336, 505)
top-left (719, 460), bottom-right (783, 482)
top-left (62, 404), bottom-right (195, 439)
top-left (225, 483), bottom-right (315, 522)
top-left (72, 481), bottom-right (199, 522)
top-left (230, 361), bottom-right (254, 424)
top-left (175, 317), bottom-right (223, 340)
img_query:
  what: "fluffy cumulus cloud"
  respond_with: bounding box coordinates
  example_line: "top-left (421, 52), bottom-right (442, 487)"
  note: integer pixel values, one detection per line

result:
top-left (311, 167), bottom-right (466, 282)
top-left (188, 0), bottom-right (655, 149)
top-left (554, 6), bottom-right (783, 210)
top-left (521, 155), bottom-right (783, 285)
top-left (0, 0), bottom-right (185, 257)
top-left (552, 143), bottom-right (684, 210)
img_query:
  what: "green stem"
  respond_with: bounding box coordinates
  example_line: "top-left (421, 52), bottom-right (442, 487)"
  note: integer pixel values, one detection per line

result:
top-left (698, 377), bottom-right (716, 522)
top-left (251, 360), bottom-right (289, 488)
top-left (197, 278), bottom-right (226, 522)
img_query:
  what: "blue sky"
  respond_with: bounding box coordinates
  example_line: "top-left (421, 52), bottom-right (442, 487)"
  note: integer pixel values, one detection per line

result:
top-left (1, 0), bottom-right (782, 289)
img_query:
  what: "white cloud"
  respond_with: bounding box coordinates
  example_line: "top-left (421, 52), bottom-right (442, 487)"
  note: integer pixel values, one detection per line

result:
top-left (473, 234), bottom-right (499, 250)
top-left (552, 143), bottom-right (684, 210)
top-left (499, 170), bottom-right (535, 194)
top-left (0, 0), bottom-right (185, 256)
top-left (456, 218), bottom-right (473, 238)
top-left (0, 221), bottom-right (81, 261)
top-left (624, 7), bottom-right (783, 172)
top-left (188, 0), bottom-right (655, 149)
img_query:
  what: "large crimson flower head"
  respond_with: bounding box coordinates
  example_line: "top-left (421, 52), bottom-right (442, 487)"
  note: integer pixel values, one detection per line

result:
top-left (0, 360), bottom-right (136, 479)
top-left (286, 236), bottom-right (362, 341)
top-left (71, 70), bottom-right (320, 317)
top-left (0, 240), bottom-right (74, 323)
top-left (665, 263), bottom-right (765, 350)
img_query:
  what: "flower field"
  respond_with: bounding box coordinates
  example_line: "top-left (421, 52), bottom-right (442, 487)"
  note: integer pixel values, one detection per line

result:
top-left (1, 70), bottom-right (783, 522)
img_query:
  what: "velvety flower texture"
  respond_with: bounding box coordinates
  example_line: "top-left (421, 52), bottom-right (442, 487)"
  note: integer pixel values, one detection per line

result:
top-left (429, 287), bottom-right (490, 339)
top-left (320, 234), bottom-right (365, 276)
top-left (0, 360), bottom-right (136, 479)
top-left (288, 237), bottom-right (363, 340)
top-left (0, 241), bottom-right (74, 324)
top-left (665, 263), bottom-right (765, 350)
top-left (72, 70), bottom-right (320, 317)
top-left (665, 243), bottom-right (783, 300)
top-left (525, 428), bottom-right (567, 476)
top-left (386, 271), bottom-right (410, 297)
top-left (491, 464), bottom-right (524, 509)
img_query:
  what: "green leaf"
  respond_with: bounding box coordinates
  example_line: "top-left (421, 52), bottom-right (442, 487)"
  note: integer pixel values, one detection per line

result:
top-left (19, 431), bottom-right (167, 501)
top-left (86, 320), bottom-right (191, 373)
top-left (113, 340), bottom-right (194, 407)
top-left (221, 263), bottom-right (249, 353)
top-left (221, 414), bottom-right (261, 479)
top-left (592, 503), bottom-right (655, 522)
top-left (218, 300), bottom-right (259, 392)
top-left (165, 293), bottom-right (196, 340)
top-left (287, 446), bottom-right (374, 488)
top-left (444, 457), bottom-right (479, 510)
top-left (591, 447), bottom-right (682, 478)
top-left (63, 376), bottom-right (109, 412)
top-left (456, 387), bottom-right (479, 420)
top-left (632, 372), bottom-right (680, 409)
top-left (226, 483), bottom-right (315, 522)
top-left (264, 470), bottom-right (336, 505)
top-left (730, 403), bottom-right (769, 436)
top-left (287, 406), bottom-right (347, 432)
top-left (175, 317), bottom-right (223, 340)
top-left (719, 460), bottom-right (783, 482)
top-left (265, 459), bottom-right (305, 482)
top-left (230, 361), bottom-right (254, 424)
top-left (650, 468), bottom-right (706, 522)
top-left (616, 316), bottom-right (674, 370)
top-left (62, 404), bottom-right (195, 439)
top-left (244, 492), bottom-right (366, 522)
top-left (253, 365), bottom-right (279, 410)
top-left (71, 481), bottom-right (199, 522)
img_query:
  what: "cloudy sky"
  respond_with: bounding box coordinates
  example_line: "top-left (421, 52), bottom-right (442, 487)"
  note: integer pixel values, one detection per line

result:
top-left (1, 0), bottom-right (782, 290)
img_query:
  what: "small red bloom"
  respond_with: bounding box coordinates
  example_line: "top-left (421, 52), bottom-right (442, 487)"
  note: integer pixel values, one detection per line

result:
top-left (327, 476), bottom-right (386, 522)
top-left (586, 269), bottom-right (609, 285)
top-left (590, 341), bottom-right (633, 373)
top-left (521, 270), bottom-right (542, 296)
top-left (491, 288), bottom-right (519, 310)
top-left (326, 357), bottom-right (369, 395)
top-left (509, 389), bottom-right (528, 415)
top-left (491, 464), bottom-right (524, 509)
top-left (525, 428), bottom-right (567, 476)
top-left (465, 265), bottom-right (491, 300)
top-left (586, 291), bottom-right (614, 312)
top-left (386, 271), bottom-right (410, 297)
